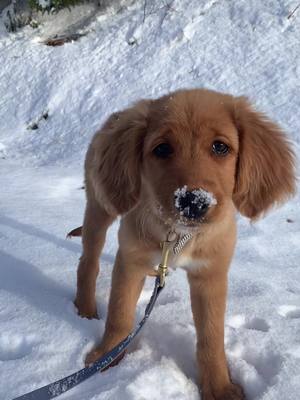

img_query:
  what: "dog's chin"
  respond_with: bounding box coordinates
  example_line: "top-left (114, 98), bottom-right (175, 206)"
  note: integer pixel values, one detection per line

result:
top-left (173, 221), bottom-right (205, 235)
top-left (157, 214), bottom-right (206, 235)
top-left (153, 204), bottom-right (209, 234)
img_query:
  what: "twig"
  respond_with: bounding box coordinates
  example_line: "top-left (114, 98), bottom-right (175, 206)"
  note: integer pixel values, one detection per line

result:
top-left (143, 0), bottom-right (147, 23)
top-left (27, 110), bottom-right (49, 130)
top-left (288, 4), bottom-right (300, 19)
top-left (142, 0), bottom-right (178, 23)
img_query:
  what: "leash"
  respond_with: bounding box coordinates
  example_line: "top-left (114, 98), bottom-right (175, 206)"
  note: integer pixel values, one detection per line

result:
top-left (12, 231), bottom-right (193, 400)
top-left (12, 277), bottom-right (163, 400)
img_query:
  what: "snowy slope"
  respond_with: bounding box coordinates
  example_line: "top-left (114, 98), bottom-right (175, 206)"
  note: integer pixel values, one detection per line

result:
top-left (1, 1), bottom-right (300, 399)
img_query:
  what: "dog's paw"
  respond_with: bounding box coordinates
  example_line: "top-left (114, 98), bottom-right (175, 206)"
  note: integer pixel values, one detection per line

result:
top-left (85, 346), bottom-right (126, 369)
top-left (74, 299), bottom-right (99, 319)
top-left (85, 348), bottom-right (104, 366)
top-left (202, 383), bottom-right (245, 400)
top-left (218, 383), bottom-right (245, 400)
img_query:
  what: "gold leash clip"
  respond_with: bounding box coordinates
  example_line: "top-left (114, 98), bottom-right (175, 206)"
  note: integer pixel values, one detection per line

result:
top-left (158, 231), bottom-right (176, 287)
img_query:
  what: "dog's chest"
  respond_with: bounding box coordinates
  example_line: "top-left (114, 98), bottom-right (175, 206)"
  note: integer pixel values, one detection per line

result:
top-left (151, 250), bottom-right (208, 273)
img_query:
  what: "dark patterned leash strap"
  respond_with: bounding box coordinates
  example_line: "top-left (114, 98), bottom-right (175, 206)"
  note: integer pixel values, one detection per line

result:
top-left (12, 277), bottom-right (164, 400)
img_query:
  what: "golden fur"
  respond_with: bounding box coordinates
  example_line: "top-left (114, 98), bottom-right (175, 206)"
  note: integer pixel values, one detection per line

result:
top-left (72, 89), bottom-right (296, 400)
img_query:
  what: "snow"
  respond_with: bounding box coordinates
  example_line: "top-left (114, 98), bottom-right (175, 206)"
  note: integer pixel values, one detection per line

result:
top-left (0, 1), bottom-right (300, 399)
top-left (174, 185), bottom-right (217, 212)
top-left (38, 0), bottom-right (51, 9)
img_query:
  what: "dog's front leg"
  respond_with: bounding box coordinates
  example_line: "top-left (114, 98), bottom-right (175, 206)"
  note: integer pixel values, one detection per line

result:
top-left (85, 249), bottom-right (146, 365)
top-left (75, 200), bottom-right (115, 319)
top-left (188, 271), bottom-right (245, 400)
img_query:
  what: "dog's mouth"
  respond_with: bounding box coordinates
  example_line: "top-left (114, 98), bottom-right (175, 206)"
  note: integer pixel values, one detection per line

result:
top-left (154, 203), bottom-right (209, 233)
top-left (173, 217), bottom-right (209, 234)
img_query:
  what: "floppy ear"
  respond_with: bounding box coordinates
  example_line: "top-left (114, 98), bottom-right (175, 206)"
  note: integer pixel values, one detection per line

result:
top-left (233, 97), bottom-right (296, 220)
top-left (88, 100), bottom-right (150, 215)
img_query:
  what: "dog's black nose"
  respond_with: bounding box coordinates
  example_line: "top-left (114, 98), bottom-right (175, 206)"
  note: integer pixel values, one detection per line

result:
top-left (174, 188), bottom-right (212, 220)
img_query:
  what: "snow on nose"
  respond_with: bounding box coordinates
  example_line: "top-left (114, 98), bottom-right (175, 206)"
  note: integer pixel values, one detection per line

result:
top-left (174, 185), bottom-right (217, 220)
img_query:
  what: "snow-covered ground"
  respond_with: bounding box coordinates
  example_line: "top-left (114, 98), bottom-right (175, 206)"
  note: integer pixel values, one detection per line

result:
top-left (1, 1), bottom-right (300, 399)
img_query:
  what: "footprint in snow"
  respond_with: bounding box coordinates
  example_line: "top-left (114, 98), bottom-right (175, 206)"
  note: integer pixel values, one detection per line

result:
top-left (278, 305), bottom-right (300, 319)
top-left (228, 340), bottom-right (283, 399)
top-left (244, 317), bottom-right (270, 332)
top-left (0, 333), bottom-right (36, 361)
top-left (227, 314), bottom-right (270, 332)
top-left (126, 23), bottom-right (143, 45)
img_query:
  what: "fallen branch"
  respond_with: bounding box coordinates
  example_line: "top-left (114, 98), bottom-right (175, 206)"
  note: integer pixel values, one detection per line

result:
top-left (44, 32), bottom-right (86, 46)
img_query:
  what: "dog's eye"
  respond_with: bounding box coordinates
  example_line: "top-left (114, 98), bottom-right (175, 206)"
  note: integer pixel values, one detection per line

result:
top-left (212, 141), bottom-right (230, 156)
top-left (152, 143), bottom-right (174, 159)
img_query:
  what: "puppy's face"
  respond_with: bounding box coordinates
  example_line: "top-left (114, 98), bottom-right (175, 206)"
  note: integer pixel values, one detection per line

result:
top-left (96, 89), bottom-right (295, 225)
top-left (142, 91), bottom-right (239, 231)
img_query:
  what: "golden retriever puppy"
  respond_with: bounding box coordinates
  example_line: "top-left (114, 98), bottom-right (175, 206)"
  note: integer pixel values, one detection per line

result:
top-left (73, 89), bottom-right (295, 400)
